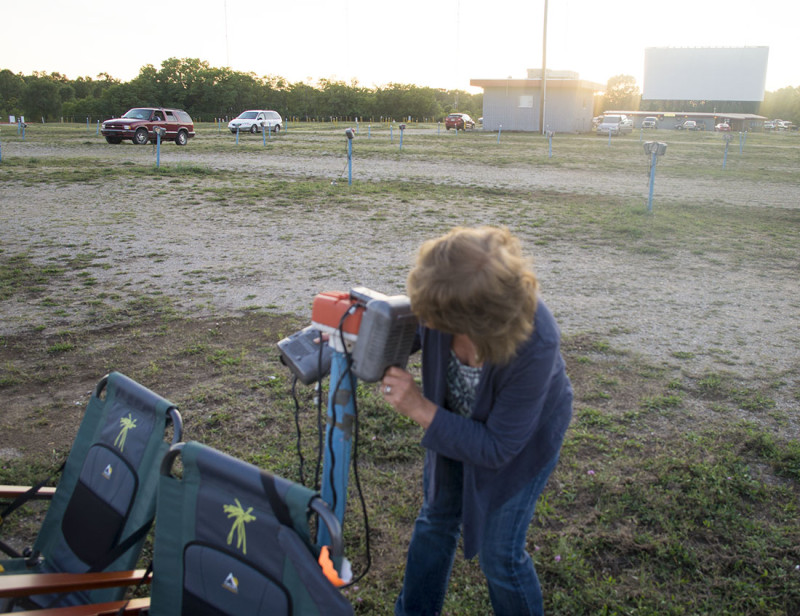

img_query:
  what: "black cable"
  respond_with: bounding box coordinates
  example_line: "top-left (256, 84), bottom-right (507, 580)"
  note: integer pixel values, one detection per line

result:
top-left (315, 384), bottom-right (323, 490)
top-left (290, 375), bottom-right (306, 487)
top-left (326, 369), bottom-right (343, 512)
top-left (314, 338), bottom-right (326, 491)
top-left (342, 360), bottom-right (372, 586)
top-left (336, 304), bottom-right (372, 586)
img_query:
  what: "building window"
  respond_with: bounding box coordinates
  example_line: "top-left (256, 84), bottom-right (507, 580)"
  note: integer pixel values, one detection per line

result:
top-left (519, 96), bottom-right (534, 108)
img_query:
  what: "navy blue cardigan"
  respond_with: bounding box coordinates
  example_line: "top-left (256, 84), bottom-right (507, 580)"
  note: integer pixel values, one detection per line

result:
top-left (417, 299), bottom-right (573, 558)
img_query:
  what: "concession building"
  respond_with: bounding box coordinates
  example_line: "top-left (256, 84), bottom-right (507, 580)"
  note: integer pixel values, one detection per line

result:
top-left (471, 69), bottom-right (603, 133)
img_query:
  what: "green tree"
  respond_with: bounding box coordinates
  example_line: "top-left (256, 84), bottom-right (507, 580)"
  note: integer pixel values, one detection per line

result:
top-left (603, 74), bottom-right (640, 111)
top-left (0, 69), bottom-right (25, 118)
top-left (21, 76), bottom-right (62, 120)
top-left (286, 81), bottom-right (322, 120)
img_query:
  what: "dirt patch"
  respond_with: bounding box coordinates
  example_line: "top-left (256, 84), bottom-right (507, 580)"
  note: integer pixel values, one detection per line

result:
top-left (0, 312), bottom-right (301, 460)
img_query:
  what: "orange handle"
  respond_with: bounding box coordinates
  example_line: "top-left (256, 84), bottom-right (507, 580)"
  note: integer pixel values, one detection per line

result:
top-left (317, 545), bottom-right (346, 587)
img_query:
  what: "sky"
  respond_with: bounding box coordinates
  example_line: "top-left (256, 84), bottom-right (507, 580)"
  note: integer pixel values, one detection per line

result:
top-left (2, 0), bottom-right (798, 94)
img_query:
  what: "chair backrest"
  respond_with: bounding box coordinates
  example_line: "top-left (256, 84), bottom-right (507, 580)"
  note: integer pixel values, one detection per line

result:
top-left (149, 441), bottom-right (353, 616)
top-left (3, 371), bottom-right (181, 608)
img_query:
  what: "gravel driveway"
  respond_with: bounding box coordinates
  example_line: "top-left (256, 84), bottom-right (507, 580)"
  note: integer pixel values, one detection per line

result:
top-left (1, 141), bottom-right (798, 396)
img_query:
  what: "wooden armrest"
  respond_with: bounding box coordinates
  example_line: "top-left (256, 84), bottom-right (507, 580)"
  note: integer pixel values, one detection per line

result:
top-left (12, 596), bottom-right (150, 616)
top-left (0, 485), bottom-right (57, 500)
top-left (0, 568), bottom-right (149, 598)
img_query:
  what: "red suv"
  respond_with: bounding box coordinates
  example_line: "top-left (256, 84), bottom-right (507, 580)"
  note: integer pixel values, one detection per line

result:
top-left (101, 107), bottom-right (195, 145)
top-left (445, 113), bottom-right (476, 130)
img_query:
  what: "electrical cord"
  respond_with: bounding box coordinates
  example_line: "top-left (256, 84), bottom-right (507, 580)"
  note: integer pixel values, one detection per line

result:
top-left (291, 375), bottom-right (306, 486)
top-left (335, 304), bottom-right (372, 586)
top-left (314, 338), bottom-right (326, 491)
top-left (288, 328), bottom-right (332, 491)
top-left (342, 362), bottom-right (372, 586)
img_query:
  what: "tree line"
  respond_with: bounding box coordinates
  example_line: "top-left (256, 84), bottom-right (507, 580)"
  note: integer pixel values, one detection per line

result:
top-left (0, 58), bottom-right (483, 124)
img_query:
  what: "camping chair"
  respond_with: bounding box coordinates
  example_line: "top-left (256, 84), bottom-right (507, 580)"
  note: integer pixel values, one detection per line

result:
top-left (146, 440), bottom-right (353, 615)
top-left (0, 372), bottom-right (182, 611)
top-left (2, 441), bottom-right (354, 616)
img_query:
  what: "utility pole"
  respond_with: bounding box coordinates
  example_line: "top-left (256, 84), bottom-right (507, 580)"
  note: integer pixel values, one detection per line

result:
top-left (539, 0), bottom-right (548, 134)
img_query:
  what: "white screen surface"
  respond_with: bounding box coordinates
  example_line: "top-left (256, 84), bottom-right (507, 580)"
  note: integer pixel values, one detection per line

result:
top-left (643, 47), bottom-right (769, 101)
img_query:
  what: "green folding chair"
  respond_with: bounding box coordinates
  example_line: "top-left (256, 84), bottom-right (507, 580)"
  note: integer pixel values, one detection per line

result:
top-left (0, 372), bottom-right (182, 611)
top-left (148, 441), bottom-right (353, 616)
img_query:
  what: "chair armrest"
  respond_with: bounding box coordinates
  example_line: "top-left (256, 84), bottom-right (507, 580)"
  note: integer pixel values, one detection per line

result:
top-left (0, 568), bottom-right (149, 598)
top-left (0, 485), bottom-right (57, 500)
top-left (12, 596), bottom-right (150, 615)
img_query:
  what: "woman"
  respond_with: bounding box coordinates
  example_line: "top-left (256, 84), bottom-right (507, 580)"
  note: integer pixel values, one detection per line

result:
top-left (381, 226), bottom-right (573, 616)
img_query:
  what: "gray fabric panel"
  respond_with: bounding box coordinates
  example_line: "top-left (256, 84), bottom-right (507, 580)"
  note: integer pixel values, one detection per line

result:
top-left (183, 544), bottom-right (289, 615)
top-left (77, 445), bottom-right (136, 516)
top-left (194, 448), bottom-right (266, 499)
top-left (194, 482), bottom-right (286, 580)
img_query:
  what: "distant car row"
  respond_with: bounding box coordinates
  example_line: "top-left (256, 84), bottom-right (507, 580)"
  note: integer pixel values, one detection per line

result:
top-left (593, 115), bottom-right (739, 134)
top-left (764, 119), bottom-right (795, 131)
top-left (99, 108), bottom-right (793, 145)
top-left (100, 108), bottom-right (285, 145)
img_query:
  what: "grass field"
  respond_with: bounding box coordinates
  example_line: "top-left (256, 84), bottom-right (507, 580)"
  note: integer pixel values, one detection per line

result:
top-left (1, 122), bottom-right (799, 615)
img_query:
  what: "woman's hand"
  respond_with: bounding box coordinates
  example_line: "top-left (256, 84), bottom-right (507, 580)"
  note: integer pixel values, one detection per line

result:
top-left (381, 366), bottom-right (437, 429)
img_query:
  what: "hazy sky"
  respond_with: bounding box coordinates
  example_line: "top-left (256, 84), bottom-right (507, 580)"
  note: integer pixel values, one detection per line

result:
top-left (2, 0), bottom-right (797, 93)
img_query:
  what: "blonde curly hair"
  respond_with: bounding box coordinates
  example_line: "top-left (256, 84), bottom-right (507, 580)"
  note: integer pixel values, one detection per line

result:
top-left (407, 226), bottom-right (538, 365)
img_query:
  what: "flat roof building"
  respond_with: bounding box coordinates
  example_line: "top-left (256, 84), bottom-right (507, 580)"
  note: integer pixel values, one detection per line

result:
top-left (471, 69), bottom-right (604, 133)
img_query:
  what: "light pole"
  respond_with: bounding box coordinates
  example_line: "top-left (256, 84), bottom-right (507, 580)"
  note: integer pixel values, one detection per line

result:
top-left (539, 0), bottom-right (548, 134)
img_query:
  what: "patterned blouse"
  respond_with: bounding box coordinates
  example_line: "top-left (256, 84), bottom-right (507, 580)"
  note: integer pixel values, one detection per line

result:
top-left (445, 349), bottom-right (483, 418)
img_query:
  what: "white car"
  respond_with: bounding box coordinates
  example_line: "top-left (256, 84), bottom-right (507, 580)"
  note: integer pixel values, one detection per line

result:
top-left (228, 110), bottom-right (282, 134)
top-left (596, 115), bottom-right (633, 136)
top-left (641, 116), bottom-right (659, 129)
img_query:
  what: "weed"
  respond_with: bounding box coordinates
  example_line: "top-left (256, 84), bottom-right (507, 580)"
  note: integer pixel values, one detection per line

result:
top-left (45, 341), bottom-right (75, 354)
top-left (640, 393), bottom-right (683, 412)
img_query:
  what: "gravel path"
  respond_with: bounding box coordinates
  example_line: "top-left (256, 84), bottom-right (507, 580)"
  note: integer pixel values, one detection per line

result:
top-left (1, 141), bottom-right (798, 390)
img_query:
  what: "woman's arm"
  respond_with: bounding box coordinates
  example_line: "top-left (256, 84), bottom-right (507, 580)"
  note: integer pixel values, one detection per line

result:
top-left (381, 366), bottom-right (437, 429)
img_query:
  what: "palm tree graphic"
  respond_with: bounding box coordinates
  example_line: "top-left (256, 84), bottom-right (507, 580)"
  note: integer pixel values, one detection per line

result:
top-left (114, 414), bottom-right (137, 452)
top-left (224, 499), bottom-right (256, 555)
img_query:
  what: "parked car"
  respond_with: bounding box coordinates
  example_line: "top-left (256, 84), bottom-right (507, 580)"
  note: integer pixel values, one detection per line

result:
top-left (445, 113), bottom-right (476, 130)
top-left (714, 122), bottom-right (731, 132)
top-left (228, 110), bottom-right (283, 134)
top-left (596, 115), bottom-right (633, 135)
top-left (641, 116), bottom-right (659, 129)
top-left (763, 120), bottom-right (775, 131)
top-left (677, 120), bottom-right (696, 131)
top-left (101, 108), bottom-right (195, 145)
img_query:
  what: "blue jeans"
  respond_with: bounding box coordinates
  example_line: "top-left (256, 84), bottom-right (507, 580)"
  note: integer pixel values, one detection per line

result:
top-left (395, 453), bottom-right (559, 616)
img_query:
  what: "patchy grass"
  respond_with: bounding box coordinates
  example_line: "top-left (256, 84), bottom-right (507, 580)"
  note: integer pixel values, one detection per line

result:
top-left (0, 314), bottom-right (797, 615)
